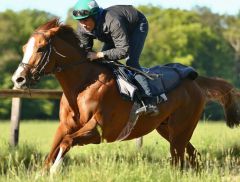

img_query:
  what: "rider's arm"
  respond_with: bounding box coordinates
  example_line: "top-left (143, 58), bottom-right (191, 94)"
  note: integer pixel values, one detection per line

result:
top-left (77, 26), bottom-right (94, 51)
top-left (101, 18), bottom-right (130, 61)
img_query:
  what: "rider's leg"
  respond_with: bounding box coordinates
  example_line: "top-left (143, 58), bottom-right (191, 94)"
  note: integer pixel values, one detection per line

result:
top-left (126, 14), bottom-right (159, 116)
top-left (126, 14), bottom-right (148, 69)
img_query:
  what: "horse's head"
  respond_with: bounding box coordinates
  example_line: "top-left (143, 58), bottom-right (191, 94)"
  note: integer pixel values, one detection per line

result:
top-left (12, 26), bottom-right (61, 89)
top-left (12, 19), bottom-right (84, 89)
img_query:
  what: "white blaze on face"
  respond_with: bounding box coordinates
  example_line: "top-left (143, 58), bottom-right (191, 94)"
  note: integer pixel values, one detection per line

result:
top-left (12, 37), bottom-right (36, 88)
top-left (22, 37), bottom-right (36, 64)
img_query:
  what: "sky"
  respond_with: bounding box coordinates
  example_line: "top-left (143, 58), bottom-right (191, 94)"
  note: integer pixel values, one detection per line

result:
top-left (0, 0), bottom-right (240, 21)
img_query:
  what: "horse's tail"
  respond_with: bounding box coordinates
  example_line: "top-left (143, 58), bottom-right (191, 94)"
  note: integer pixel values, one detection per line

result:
top-left (195, 76), bottom-right (240, 128)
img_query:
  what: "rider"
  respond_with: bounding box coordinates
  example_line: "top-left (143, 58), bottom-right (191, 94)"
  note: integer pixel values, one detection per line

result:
top-left (72, 0), bottom-right (159, 116)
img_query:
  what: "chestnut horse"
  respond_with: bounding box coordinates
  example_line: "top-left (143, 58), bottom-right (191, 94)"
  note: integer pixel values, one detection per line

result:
top-left (12, 19), bottom-right (240, 173)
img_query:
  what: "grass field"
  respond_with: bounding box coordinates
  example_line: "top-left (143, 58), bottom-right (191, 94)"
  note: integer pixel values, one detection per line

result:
top-left (0, 120), bottom-right (240, 182)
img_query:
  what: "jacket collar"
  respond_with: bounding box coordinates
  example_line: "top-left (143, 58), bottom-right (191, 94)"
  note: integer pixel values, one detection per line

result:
top-left (92, 8), bottom-right (105, 35)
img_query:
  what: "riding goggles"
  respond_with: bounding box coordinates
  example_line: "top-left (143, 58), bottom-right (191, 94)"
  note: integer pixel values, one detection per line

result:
top-left (72, 10), bottom-right (91, 17)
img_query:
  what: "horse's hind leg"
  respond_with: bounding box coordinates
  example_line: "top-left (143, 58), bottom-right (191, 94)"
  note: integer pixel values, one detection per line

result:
top-left (164, 82), bottom-right (205, 168)
top-left (168, 97), bottom-right (204, 168)
top-left (156, 121), bottom-right (200, 168)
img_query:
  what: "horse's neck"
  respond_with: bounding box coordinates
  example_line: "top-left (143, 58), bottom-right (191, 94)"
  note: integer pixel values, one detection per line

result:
top-left (55, 62), bottom-right (99, 90)
top-left (52, 35), bottom-right (113, 113)
top-left (55, 62), bottom-right (112, 113)
top-left (53, 36), bottom-right (90, 97)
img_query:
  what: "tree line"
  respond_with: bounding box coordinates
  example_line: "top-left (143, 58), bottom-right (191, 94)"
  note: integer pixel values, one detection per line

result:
top-left (0, 5), bottom-right (239, 120)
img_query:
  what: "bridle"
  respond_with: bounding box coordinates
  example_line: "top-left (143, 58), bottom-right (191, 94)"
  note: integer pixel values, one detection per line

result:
top-left (18, 30), bottom-right (91, 85)
top-left (19, 31), bottom-right (68, 83)
top-left (22, 41), bottom-right (52, 82)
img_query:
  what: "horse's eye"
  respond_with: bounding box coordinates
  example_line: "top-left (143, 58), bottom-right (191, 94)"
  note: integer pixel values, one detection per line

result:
top-left (37, 46), bottom-right (46, 53)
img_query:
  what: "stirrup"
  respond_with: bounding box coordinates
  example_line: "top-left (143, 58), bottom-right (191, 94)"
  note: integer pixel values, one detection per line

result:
top-left (135, 105), bottom-right (147, 116)
top-left (135, 105), bottom-right (159, 116)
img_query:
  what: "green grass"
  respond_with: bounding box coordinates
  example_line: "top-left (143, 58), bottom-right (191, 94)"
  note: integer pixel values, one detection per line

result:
top-left (0, 120), bottom-right (240, 181)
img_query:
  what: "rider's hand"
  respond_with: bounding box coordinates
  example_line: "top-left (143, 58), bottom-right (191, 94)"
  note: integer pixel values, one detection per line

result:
top-left (87, 52), bottom-right (104, 61)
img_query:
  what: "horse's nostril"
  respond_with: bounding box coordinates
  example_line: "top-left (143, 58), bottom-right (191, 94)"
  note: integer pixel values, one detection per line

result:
top-left (16, 77), bottom-right (25, 83)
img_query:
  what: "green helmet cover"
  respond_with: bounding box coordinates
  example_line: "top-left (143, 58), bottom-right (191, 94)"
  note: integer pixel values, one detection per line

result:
top-left (72, 0), bottom-right (100, 20)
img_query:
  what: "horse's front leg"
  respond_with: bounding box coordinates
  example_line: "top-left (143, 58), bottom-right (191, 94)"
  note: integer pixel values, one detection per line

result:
top-left (49, 118), bottom-right (101, 174)
top-left (44, 123), bottom-right (68, 171)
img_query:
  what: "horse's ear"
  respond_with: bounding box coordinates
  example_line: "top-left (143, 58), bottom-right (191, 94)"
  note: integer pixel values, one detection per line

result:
top-left (44, 27), bottom-right (60, 38)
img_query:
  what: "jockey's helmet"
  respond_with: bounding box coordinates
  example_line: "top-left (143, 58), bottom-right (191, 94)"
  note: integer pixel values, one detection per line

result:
top-left (72, 0), bottom-right (100, 20)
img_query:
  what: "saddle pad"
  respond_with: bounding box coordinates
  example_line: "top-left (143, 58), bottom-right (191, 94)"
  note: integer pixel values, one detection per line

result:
top-left (141, 63), bottom-right (198, 96)
top-left (111, 62), bottom-right (198, 100)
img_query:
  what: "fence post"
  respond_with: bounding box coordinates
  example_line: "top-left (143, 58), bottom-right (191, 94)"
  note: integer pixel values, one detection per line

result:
top-left (10, 97), bottom-right (22, 147)
top-left (136, 137), bottom-right (143, 149)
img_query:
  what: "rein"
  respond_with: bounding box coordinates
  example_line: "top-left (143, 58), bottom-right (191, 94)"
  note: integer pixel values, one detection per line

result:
top-left (20, 30), bottom-right (156, 85)
top-left (102, 61), bottom-right (156, 80)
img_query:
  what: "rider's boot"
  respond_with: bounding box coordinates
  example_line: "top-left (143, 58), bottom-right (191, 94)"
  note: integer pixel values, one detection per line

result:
top-left (134, 74), bottom-right (159, 116)
top-left (135, 97), bottom-right (159, 116)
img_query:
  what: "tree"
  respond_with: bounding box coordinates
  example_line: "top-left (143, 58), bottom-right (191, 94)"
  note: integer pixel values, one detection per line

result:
top-left (223, 16), bottom-right (240, 87)
top-left (0, 10), bottom-right (60, 119)
top-left (138, 6), bottom-right (234, 79)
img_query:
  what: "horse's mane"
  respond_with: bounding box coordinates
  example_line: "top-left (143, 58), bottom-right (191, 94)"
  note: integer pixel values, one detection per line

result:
top-left (35, 18), bottom-right (61, 31)
top-left (36, 18), bottom-right (83, 51)
top-left (35, 18), bottom-right (111, 73)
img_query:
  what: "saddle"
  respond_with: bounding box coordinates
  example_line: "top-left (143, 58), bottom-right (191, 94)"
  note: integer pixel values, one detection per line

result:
top-left (104, 61), bottom-right (198, 103)
top-left (103, 61), bottom-right (198, 140)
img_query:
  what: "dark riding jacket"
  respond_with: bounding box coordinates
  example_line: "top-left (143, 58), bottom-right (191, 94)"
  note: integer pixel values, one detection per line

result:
top-left (77, 5), bottom-right (146, 61)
